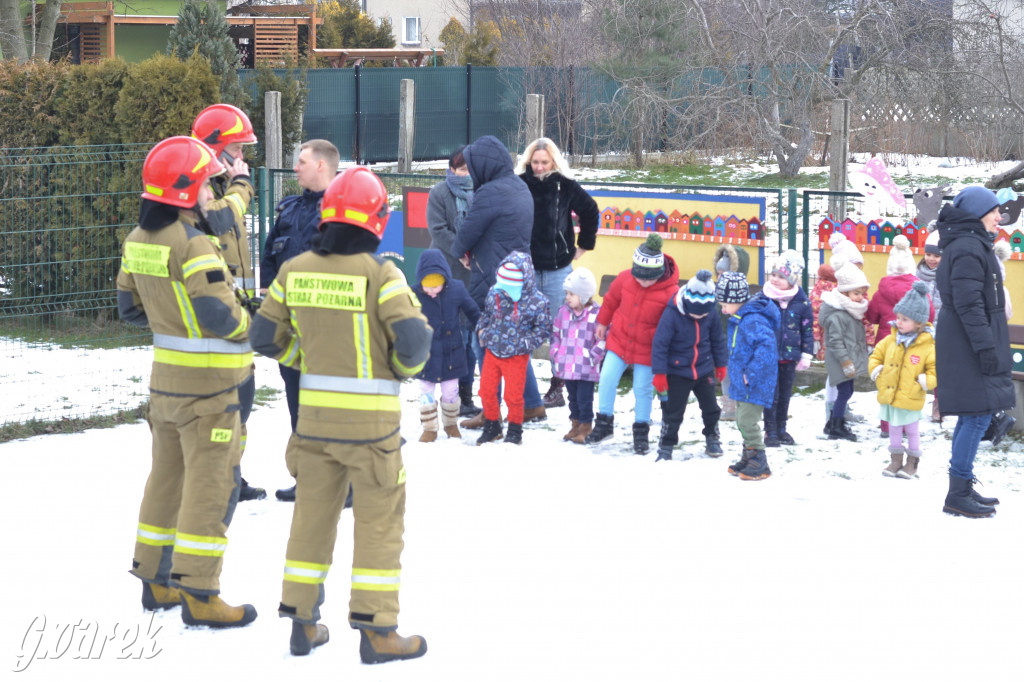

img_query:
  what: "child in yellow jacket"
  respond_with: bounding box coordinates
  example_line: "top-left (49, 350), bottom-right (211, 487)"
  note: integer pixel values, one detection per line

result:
top-left (868, 281), bottom-right (936, 479)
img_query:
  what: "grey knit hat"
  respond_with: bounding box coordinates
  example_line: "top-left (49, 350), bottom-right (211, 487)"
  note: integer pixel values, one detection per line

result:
top-left (893, 280), bottom-right (930, 323)
top-left (715, 270), bottom-right (750, 304)
top-left (678, 269), bottom-right (717, 316)
top-left (632, 233), bottom-right (666, 280)
top-left (771, 249), bottom-right (804, 287)
top-left (562, 266), bottom-right (597, 303)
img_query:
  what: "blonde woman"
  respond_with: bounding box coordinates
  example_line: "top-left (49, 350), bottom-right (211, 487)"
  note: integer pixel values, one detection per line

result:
top-left (516, 137), bottom-right (600, 407)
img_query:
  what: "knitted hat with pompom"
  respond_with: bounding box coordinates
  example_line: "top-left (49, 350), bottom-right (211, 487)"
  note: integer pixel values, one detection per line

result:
top-left (632, 233), bottom-right (666, 281)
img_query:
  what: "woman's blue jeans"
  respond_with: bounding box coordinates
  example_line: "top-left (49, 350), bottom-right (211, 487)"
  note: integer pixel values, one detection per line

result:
top-left (949, 413), bottom-right (993, 479)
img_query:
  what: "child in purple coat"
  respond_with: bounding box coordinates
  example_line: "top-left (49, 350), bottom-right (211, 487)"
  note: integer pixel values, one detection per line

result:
top-left (550, 267), bottom-right (605, 443)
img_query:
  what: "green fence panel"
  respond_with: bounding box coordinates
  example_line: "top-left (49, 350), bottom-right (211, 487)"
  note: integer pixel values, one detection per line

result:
top-left (0, 144), bottom-right (154, 426)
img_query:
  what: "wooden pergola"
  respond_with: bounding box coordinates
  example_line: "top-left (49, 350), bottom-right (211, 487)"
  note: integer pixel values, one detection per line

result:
top-left (311, 48), bottom-right (445, 68)
top-left (58, 2), bottom-right (323, 64)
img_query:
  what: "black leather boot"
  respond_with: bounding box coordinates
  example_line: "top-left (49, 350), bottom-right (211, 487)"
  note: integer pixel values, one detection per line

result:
top-left (458, 381), bottom-right (482, 417)
top-left (943, 474), bottom-right (996, 518)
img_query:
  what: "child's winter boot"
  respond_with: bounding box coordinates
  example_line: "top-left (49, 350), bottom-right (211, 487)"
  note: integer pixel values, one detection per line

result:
top-left (777, 419), bottom-right (796, 445)
top-left (883, 447), bottom-right (904, 477)
top-left (585, 413), bottom-right (614, 444)
top-left (656, 422), bottom-right (673, 461)
top-left (632, 422), bottom-right (650, 454)
top-left (826, 416), bottom-right (857, 442)
top-left (563, 419), bottom-right (580, 441)
top-left (897, 450), bottom-right (919, 479)
top-left (503, 422), bottom-right (523, 444)
top-left (763, 431), bottom-right (781, 448)
top-left (476, 419), bottom-right (503, 445)
top-left (440, 401), bottom-right (462, 439)
top-left (290, 620), bottom-right (329, 656)
top-left (571, 421), bottom-right (593, 444)
top-left (704, 428), bottom-right (723, 457)
top-left (737, 449), bottom-right (771, 480)
top-left (728, 447), bottom-right (755, 476)
top-left (181, 592), bottom-right (257, 628)
top-left (418, 403), bottom-right (438, 443)
top-left (359, 628), bottom-right (428, 664)
top-left (142, 582), bottom-right (181, 611)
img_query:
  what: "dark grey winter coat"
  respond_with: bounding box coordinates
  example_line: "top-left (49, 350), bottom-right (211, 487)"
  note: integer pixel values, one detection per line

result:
top-left (426, 180), bottom-right (471, 287)
top-left (450, 136), bottom-right (534, 307)
top-left (934, 204), bottom-right (1015, 416)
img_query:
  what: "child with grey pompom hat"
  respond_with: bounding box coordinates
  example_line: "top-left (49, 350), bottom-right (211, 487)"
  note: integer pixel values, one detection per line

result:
top-left (868, 280), bottom-right (936, 479)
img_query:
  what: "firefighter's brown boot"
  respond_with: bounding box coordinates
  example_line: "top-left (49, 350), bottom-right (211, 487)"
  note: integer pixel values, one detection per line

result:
top-left (359, 628), bottom-right (428, 664)
top-left (181, 592), bottom-right (257, 629)
top-left (440, 401), bottom-right (462, 438)
top-left (419, 403), bottom-right (438, 442)
top-left (290, 620), bottom-right (329, 656)
top-left (142, 582), bottom-right (180, 611)
top-left (563, 419), bottom-right (580, 441)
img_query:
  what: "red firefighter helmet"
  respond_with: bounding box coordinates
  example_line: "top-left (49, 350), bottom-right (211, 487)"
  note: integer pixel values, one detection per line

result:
top-left (191, 103), bottom-right (257, 156)
top-left (319, 166), bottom-right (391, 237)
top-left (141, 136), bottom-right (225, 208)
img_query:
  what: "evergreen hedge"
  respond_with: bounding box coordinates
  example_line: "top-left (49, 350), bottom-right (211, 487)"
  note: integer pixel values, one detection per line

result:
top-left (0, 55), bottom-right (220, 319)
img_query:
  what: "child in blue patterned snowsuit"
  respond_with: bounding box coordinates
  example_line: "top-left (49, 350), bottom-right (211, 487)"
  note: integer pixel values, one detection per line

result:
top-left (760, 250), bottom-right (814, 447)
top-left (716, 271), bottom-right (780, 481)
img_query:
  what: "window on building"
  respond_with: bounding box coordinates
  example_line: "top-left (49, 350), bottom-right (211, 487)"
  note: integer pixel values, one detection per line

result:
top-left (402, 16), bottom-right (421, 45)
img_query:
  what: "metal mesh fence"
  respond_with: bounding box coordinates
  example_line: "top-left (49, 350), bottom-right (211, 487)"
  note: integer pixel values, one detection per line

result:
top-left (1, 151), bottom-right (801, 426)
top-left (0, 144), bottom-right (154, 425)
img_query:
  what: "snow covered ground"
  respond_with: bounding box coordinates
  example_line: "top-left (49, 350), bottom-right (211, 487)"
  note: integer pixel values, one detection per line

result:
top-left (2, 353), bottom-right (1023, 681)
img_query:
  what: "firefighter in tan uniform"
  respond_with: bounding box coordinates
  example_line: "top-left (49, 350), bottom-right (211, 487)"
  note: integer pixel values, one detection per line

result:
top-left (251, 167), bottom-right (432, 662)
top-left (117, 136), bottom-right (257, 629)
top-left (191, 104), bottom-right (265, 502)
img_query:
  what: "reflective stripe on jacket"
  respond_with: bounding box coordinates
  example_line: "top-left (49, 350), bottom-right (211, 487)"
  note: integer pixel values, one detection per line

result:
top-left (252, 251), bottom-right (431, 443)
top-left (117, 215), bottom-right (252, 397)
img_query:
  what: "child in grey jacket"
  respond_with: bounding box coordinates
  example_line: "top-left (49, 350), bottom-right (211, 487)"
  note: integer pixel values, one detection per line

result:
top-left (820, 262), bottom-right (871, 441)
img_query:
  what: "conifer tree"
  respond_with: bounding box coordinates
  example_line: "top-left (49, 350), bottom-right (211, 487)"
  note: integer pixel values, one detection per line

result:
top-left (167, 0), bottom-right (247, 107)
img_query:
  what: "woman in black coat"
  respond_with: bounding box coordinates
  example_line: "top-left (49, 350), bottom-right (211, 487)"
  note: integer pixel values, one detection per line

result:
top-left (516, 137), bottom-right (600, 406)
top-left (935, 186), bottom-right (1014, 518)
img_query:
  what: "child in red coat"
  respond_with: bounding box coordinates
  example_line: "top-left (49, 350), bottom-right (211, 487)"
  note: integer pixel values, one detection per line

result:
top-left (585, 234), bottom-right (679, 454)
